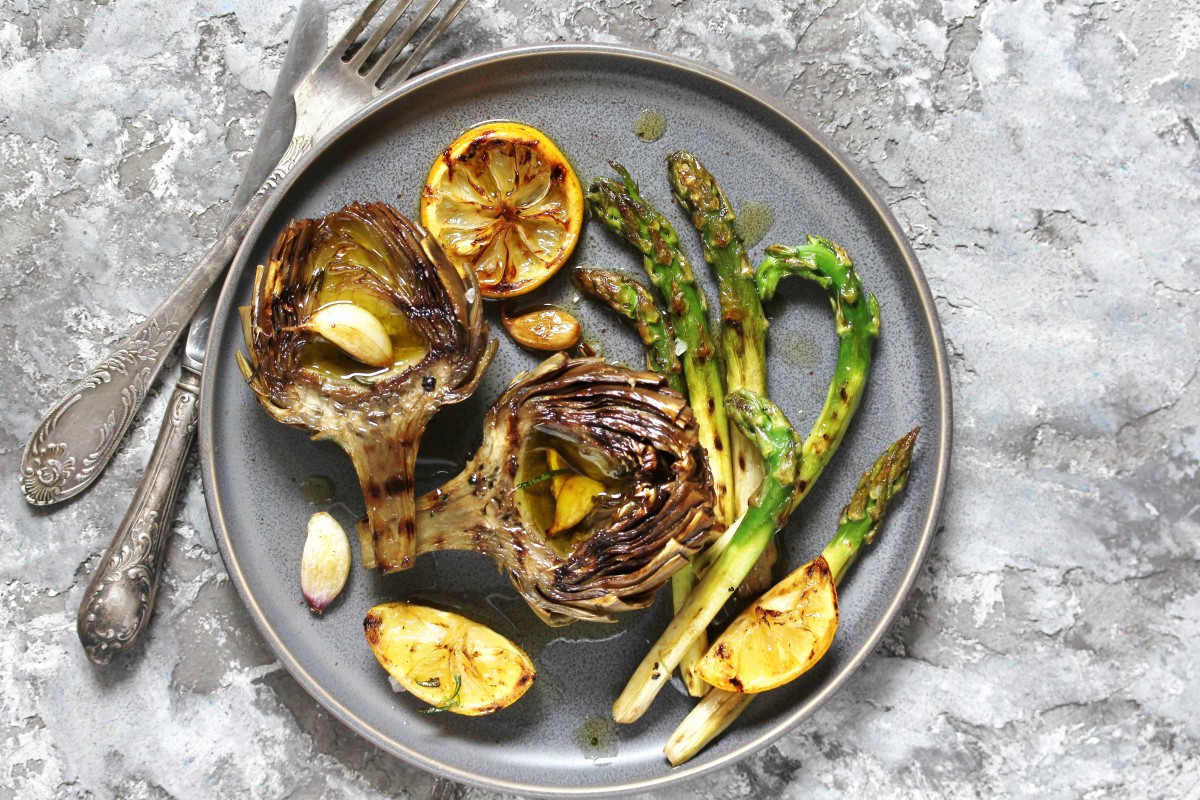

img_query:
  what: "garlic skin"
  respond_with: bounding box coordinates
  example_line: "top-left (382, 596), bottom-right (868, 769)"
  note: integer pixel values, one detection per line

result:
top-left (301, 512), bottom-right (351, 614)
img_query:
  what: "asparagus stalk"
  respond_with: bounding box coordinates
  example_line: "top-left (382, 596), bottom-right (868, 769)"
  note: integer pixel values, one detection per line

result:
top-left (666, 152), bottom-right (768, 498)
top-left (574, 267), bottom-right (685, 395)
top-left (587, 163), bottom-right (736, 527)
top-left (587, 165), bottom-right (740, 697)
top-left (759, 237), bottom-right (880, 513)
top-left (667, 152), bottom-right (776, 598)
top-left (694, 235), bottom-right (880, 576)
top-left (664, 428), bottom-right (920, 765)
top-left (574, 265), bottom-right (707, 694)
top-left (611, 389), bottom-right (803, 724)
top-left (670, 564), bottom-right (707, 696)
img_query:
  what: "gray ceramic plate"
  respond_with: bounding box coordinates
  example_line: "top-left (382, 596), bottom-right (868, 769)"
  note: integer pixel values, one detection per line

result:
top-left (201, 44), bottom-right (951, 797)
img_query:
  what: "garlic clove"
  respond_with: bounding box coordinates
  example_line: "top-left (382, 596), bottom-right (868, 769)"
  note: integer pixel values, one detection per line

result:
top-left (501, 305), bottom-right (582, 352)
top-left (305, 303), bottom-right (394, 367)
top-left (301, 511), bottom-right (352, 614)
top-left (548, 474), bottom-right (606, 536)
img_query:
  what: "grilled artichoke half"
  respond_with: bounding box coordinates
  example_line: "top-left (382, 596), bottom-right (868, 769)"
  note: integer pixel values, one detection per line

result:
top-left (412, 354), bottom-right (718, 625)
top-left (238, 202), bottom-right (495, 573)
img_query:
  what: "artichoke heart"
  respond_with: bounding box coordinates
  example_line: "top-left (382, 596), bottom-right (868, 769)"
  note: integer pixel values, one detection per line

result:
top-left (412, 353), bottom-right (718, 625)
top-left (238, 202), bottom-right (496, 573)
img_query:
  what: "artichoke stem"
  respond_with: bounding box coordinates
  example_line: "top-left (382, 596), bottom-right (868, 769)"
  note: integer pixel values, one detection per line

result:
top-left (413, 470), bottom-right (495, 557)
top-left (339, 424), bottom-right (426, 573)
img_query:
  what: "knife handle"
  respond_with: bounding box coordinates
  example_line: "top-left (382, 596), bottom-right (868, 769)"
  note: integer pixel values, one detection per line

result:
top-left (18, 172), bottom-right (278, 507)
top-left (77, 368), bottom-right (200, 665)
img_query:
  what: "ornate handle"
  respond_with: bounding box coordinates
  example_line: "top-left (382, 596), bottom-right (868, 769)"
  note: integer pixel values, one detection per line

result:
top-left (20, 138), bottom-right (310, 506)
top-left (77, 369), bottom-right (200, 664)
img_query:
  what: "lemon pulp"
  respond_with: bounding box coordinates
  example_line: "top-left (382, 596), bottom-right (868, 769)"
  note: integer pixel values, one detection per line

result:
top-left (421, 121), bottom-right (583, 298)
top-left (695, 556), bottom-right (839, 693)
top-left (364, 602), bottom-right (536, 715)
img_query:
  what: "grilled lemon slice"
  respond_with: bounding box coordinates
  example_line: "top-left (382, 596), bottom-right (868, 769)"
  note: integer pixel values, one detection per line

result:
top-left (421, 121), bottom-right (583, 298)
top-left (694, 556), bottom-right (839, 693)
top-left (364, 602), bottom-right (536, 715)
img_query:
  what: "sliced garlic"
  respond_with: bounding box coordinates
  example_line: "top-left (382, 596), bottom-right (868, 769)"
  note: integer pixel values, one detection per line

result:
top-left (301, 511), bottom-right (351, 614)
top-left (305, 303), bottom-right (394, 367)
top-left (501, 305), bottom-right (582, 352)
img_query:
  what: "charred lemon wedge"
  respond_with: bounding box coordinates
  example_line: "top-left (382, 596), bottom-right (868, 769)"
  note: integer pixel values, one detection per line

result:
top-left (364, 602), bottom-right (535, 716)
top-left (421, 121), bottom-right (584, 298)
top-left (694, 556), bottom-right (839, 693)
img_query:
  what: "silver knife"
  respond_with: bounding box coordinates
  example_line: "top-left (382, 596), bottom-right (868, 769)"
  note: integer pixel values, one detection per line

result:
top-left (18, 7), bottom-right (334, 508)
top-left (76, 0), bottom-right (328, 665)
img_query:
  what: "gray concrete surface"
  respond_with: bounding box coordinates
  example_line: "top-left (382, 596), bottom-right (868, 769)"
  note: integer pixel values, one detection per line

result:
top-left (2, 0), bottom-right (1198, 797)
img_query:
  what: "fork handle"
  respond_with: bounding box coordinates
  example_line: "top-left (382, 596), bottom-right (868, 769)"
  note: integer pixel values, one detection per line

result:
top-left (77, 367), bottom-right (200, 664)
top-left (20, 138), bottom-right (310, 507)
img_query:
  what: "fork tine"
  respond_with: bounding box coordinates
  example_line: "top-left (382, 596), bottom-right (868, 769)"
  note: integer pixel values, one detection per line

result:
top-left (368, 0), bottom-right (471, 88)
top-left (345, 0), bottom-right (414, 72)
top-left (363, 0), bottom-right (443, 84)
top-left (330, 0), bottom-right (387, 60)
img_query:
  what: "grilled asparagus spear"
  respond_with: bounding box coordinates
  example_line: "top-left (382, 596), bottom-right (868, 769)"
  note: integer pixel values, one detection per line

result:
top-left (695, 235), bottom-right (880, 574)
top-left (758, 236), bottom-right (880, 513)
top-left (588, 164), bottom-right (740, 695)
top-left (664, 428), bottom-right (920, 765)
top-left (574, 267), bottom-right (684, 395)
top-left (667, 151), bottom-right (775, 597)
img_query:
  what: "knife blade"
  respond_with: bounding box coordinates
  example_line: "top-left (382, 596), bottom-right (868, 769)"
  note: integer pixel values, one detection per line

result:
top-left (76, 0), bottom-right (329, 665)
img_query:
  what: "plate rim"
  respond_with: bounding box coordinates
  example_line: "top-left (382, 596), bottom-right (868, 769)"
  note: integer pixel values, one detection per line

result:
top-left (200, 41), bottom-right (953, 797)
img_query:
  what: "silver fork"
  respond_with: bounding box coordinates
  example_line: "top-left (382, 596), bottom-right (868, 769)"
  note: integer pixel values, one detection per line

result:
top-left (20, 0), bottom-right (471, 507)
top-left (288, 0), bottom-right (470, 165)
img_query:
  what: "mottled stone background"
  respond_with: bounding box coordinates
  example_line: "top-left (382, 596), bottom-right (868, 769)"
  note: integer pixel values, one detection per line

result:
top-left (2, 0), bottom-right (1198, 797)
